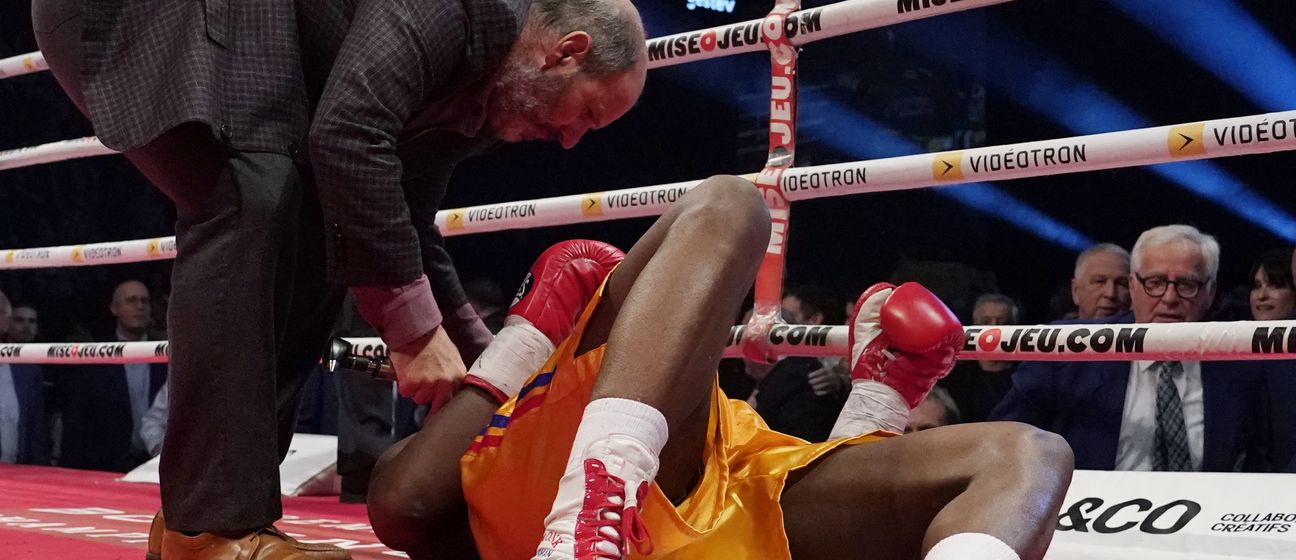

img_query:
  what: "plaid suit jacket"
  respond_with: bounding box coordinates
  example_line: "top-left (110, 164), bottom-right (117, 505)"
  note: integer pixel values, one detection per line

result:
top-left (81, 0), bottom-right (529, 289)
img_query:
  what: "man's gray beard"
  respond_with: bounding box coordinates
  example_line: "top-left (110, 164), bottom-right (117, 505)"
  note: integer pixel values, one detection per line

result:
top-left (492, 58), bottom-right (572, 123)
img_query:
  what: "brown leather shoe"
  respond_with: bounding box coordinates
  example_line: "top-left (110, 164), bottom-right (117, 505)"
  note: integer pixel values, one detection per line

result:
top-left (146, 511), bottom-right (163, 560)
top-left (148, 511), bottom-right (351, 560)
top-left (161, 528), bottom-right (309, 560)
top-left (262, 526), bottom-right (351, 560)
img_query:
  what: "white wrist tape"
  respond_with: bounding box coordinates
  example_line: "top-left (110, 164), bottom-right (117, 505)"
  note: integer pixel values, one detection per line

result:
top-left (467, 316), bottom-right (555, 399)
top-left (829, 379), bottom-right (910, 438)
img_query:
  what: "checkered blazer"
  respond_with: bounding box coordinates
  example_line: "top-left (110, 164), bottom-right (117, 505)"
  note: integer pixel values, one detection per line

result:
top-left (81, 0), bottom-right (529, 287)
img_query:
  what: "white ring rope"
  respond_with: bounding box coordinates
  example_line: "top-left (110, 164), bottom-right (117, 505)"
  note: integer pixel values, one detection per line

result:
top-left (6, 321), bottom-right (1296, 365)
top-left (0, 237), bottom-right (175, 270)
top-left (0, 137), bottom-right (115, 171)
top-left (0, 51), bottom-right (47, 80)
top-left (3, 109), bottom-right (1293, 270)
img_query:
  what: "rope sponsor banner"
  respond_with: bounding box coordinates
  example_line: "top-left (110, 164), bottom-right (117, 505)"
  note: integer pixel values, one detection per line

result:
top-left (1046, 470), bottom-right (1296, 559)
top-left (0, 237), bottom-right (175, 271)
top-left (0, 341), bottom-right (169, 365)
top-left (0, 51), bottom-right (48, 80)
top-left (438, 180), bottom-right (698, 235)
top-left (961, 320), bottom-right (1296, 362)
top-left (12, 319), bottom-right (1296, 365)
top-left (0, 137), bottom-right (116, 171)
top-left (781, 110), bottom-right (1296, 202)
top-left (646, 0), bottom-right (1013, 68)
top-left (3, 109), bottom-right (1294, 268)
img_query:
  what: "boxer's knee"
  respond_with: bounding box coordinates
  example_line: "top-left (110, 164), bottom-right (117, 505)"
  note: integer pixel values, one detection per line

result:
top-left (367, 480), bottom-right (437, 552)
top-left (976, 422), bottom-right (1074, 484)
top-left (678, 175), bottom-right (770, 259)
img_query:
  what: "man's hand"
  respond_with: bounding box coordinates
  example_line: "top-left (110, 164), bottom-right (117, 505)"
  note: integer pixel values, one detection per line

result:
top-left (808, 358), bottom-right (849, 397)
top-left (389, 326), bottom-right (466, 409)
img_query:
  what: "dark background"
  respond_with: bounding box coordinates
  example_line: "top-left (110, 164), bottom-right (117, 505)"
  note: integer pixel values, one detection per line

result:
top-left (2, 0), bottom-right (1294, 339)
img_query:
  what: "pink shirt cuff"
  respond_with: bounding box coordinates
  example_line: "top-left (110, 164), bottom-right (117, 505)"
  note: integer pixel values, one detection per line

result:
top-left (353, 275), bottom-right (442, 349)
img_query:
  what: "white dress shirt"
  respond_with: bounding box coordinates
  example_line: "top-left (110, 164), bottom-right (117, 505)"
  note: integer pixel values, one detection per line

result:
top-left (1115, 360), bottom-right (1204, 471)
top-left (0, 364), bottom-right (21, 463)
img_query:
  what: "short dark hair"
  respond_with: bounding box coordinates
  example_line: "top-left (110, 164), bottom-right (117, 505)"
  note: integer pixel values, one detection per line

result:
top-left (785, 284), bottom-right (845, 325)
top-left (927, 386), bottom-right (961, 425)
top-left (974, 293), bottom-right (1020, 323)
top-left (1250, 248), bottom-right (1294, 290)
top-left (531, 0), bottom-right (645, 76)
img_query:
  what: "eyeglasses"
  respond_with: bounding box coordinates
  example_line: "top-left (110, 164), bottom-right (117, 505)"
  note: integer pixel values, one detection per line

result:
top-left (1134, 273), bottom-right (1208, 299)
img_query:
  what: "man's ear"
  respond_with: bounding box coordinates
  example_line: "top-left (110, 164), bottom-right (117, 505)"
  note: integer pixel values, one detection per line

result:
top-left (543, 31), bottom-right (592, 69)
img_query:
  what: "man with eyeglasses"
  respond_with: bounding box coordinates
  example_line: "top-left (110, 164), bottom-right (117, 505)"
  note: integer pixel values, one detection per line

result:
top-left (992, 225), bottom-right (1269, 472)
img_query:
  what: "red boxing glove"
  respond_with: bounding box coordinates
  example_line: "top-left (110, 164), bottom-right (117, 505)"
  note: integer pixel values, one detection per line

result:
top-left (849, 282), bottom-right (963, 408)
top-left (507, 239), bottom-right (625, 345)
top-left (463, 240), bottom-right (624, 404)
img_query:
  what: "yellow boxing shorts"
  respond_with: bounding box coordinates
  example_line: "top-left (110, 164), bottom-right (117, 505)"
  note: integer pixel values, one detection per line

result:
top-left (461, 279), bottom-right (885, 559)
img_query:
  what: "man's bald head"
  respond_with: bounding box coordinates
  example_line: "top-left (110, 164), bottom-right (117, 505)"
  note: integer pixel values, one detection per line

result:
top-left (111, 280), bottom-right (152, 338)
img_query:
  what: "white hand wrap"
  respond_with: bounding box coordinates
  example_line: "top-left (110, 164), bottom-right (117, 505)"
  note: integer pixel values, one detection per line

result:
top-left (467, 316), bottom-right (556, 400)
top-left (829, 379), bottom-right (911, 438)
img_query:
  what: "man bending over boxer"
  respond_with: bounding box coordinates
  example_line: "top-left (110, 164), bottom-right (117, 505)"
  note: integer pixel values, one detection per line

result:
top-left (367, 175), bottom-right (1074, 560)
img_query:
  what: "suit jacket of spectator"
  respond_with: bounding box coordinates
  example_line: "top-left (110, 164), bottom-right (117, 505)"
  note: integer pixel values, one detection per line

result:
top-left (755, 357), bottom-right (847, 443)
top-left (56, 362), bottom-right (166, 472)
top-left (938, 360), bottom-right (1016, 423)
top-left (1264, 358), bottom-right (1296, 472)
top-left (991, 312), bottom-right (1268, 471)
top-left (11, 365), bottom-right (52, 465)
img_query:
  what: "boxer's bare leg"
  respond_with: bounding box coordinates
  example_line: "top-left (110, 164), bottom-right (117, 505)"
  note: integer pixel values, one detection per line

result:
top-left (367, 176), bottom-right (768, 554)
top-left (782, 422), bottom-right (1073, 560)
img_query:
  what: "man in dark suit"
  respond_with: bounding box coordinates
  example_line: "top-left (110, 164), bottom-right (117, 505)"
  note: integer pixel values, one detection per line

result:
top-left (56, 280), bottom-right (166, 472)
top-left (993, 225), bottom-right (1267, 471)
top-left (0, 290), bottom-right (52, 466)
top-left (32, 0), bottom-right (648, 556)
top-left (754, 285), bottom-right (848, 442)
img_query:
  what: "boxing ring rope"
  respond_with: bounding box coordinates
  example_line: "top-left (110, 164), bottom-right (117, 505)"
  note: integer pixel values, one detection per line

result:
top-left (0, 137), bottom-right (115, 171)
top-left (7, 320), bottom-right (1296, 364)
top-left (3, 109), bottom-right (1294, 269)
top-left (0, 51), bottom-right (47, 79)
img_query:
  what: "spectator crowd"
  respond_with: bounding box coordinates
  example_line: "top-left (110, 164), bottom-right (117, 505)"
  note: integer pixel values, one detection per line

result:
top-left (2, 223), bottom-right (1295, 502)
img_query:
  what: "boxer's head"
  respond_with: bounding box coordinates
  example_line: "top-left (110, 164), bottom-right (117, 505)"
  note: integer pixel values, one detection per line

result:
top-left (488, 0), bottom-right (647, 149)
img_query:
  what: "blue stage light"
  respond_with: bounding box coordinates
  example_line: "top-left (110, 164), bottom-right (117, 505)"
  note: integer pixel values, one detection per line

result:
top-left (894, 14), bottom-right (1296, 242)
top-left (1105, 0), bottom-right (1296, 112)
